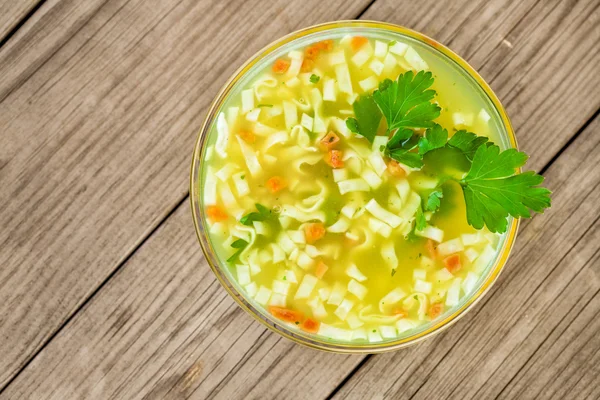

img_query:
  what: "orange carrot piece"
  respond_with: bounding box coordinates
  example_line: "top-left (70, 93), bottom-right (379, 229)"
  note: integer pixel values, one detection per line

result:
top-left (301, 317), bottom-right (320, 333)
top-left (315, 261), bottom-right (329, 279)
top-left (269, 306), bottom-right (304, 324)
top-left (266, 176), bottom-right (287, 193)
top-left (239, 129), bottom-right (256, 144)
top-left (206, 205), bottom-right (228, 222)
top-left (443, 254), bottom-right (462, 273)
top-left (305, 223), bottom-right (326, 244)
top-left (305, 45), bottom-right (320, 59)
top-left (272, 58), bottom-right (290, 74)
top-left (350, 36), bottom-right (368, 51)
top-left (427, 303), bottom-right (444, 319)
top-left (320, 131), bottom-right (340, 149)
top-left (325, 150), bottom-right (344, 168)
top-left (300, 58), bottom-right (315, 72)
top-left (392, 308), bottom-right (408, 318)
top-left (426, 239), bottom-right (437, 260)
top-left (387, 160), bottom-right (406, 177)
top-left (316, 39), bottom-right (333, 51)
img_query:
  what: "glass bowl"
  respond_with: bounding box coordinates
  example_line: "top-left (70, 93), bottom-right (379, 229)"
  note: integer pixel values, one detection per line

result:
top-left (190, 20), bottom-right (519, 353)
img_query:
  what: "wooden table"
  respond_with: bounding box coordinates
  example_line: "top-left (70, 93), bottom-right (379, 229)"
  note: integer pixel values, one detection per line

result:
top-left (0, 0), bottom-right (599, 398)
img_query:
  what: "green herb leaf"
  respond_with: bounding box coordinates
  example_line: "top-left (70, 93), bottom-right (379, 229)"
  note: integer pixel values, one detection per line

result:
top-left (418, 123), bottom-right (448, 155)
top-left (387, 128), bottom-right (413, 149)
top-left (346, 94), bottom-right (382, 143)
top-left (447, 130), bottom-right (490, 160)
top-left (388, 149), bottom-right (423, 168)
top-left (425, 189), bottom-right (444, 212)
top-left (227, 239), bottom-right (249, 262)
top-left (240, 203), bottom-right (271, 226)
top-left (309, 74), bottom-right (320, 83)
top-left (460, 145), bottom-right (552, 233)
top-left (372, 70), bottom-right (441, 132)
top-left (415, 202), bottom-right (427, 231)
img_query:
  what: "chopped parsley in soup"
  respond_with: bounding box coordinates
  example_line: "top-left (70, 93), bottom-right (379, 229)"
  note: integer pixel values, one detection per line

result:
top-left (200, 34), bottom-right (551, 343)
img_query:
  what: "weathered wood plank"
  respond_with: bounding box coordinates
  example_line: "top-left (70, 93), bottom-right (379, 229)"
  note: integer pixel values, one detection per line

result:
top-left (2, 1), bottom-right (599, 399)
top-left (0, 0), bottom-right (41, 42)
top-left (0, 0), bottom-right (372, 388)
top-left (332, 116), bottom-right (600, 400)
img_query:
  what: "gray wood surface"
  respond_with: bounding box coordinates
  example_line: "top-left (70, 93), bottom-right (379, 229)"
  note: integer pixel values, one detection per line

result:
top-left (0, 0), bottom-right (371, 389)
top-left (0, 0), bottom-right (40, 42)
top-left (0, 0), bottom-right (599, 398)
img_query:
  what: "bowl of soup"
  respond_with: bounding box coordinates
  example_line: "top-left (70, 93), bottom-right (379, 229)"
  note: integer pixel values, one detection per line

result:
top-left (190, 21), bottom-right (519, 352)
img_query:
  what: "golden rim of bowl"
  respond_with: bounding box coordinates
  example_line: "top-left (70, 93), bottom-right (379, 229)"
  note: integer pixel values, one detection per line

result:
top-left (190, 20), bottom-right (519, 353)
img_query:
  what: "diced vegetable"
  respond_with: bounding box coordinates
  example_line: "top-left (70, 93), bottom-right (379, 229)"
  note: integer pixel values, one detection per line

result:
top-left (379, 288), bottom-right (407, 313)
top-left (206, 205), bottom-right (228, 222)
top-left (269, 306), bottom-right (303, 323)
top-left (380, 325), bottom-right (397, 339)
top-left (304, 222), bottom-right (326, 243)
top-left (368, 330), bottom-right (383, 343)
top-left (443, 254), bottom-right (462, 273)
top-left (307, 297), bottom-right (328, 319)
top-left (445, 277), bottom-right (462, 306)
top-left (346, 264), bottom-right (367, 282)
top-left (462, 272), bottom-right (479, 294)
top-left (273, 280), bottom-right (291, 295)
top-left (245, 282), bottom-right (258, 297)
top-left (315, 261), bottom-right (329, 279)
top-left (416, 225), bottom-right (445, 243)
top-left (434, 268), bottom-right (454, 282)
top-left (348, 279), bottom-right (368, 300)
top-left (403, 46), bottom-right (428, 70)
top-left (325, 149), bottom-right (344, 168)
top-left (352, 328), bottom-right (368, 341)
top-left (269, 293), bottom-right (287, 307)
top-left (236, 264), bottom-right (251, 286)
top-left (272, 58), bottom-right (290, 74)
top-left (335, 298), bottom-right (355, 320)
top-left (374, 40), bottom-right (388, 57)
top-left (474, 245), bottom-right (496, 272)
top-left (350, 36), bottom-right (368, 51)
top-left (301, 318), bottom-right (320, 333)
top-left (414, 279), bottom-right (432, 294)
top-left (427, 302), bottom-right (443, 319)
top-left (437, 238), bottom-right (464, 256)
top-left (295, 274), bottom-right (318, 300)
top-left (464, 247), bottom-right (479, 262)
top-left (318, 323), bottom-right (352, 341)
top-left (255, 286), bottom-right (272, 305)
top-left (266, 176), bottom-right (287, 193)
top-left (413, 269), bottom-right (427, 280)
top-left (396, 318), bottom-right (416, 333)
top-left (327, 282), bottom-right (347, 305)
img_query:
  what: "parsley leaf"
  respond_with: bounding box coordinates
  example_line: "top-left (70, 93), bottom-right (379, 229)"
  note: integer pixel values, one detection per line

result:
top-left (460, 145), bottom-right (552, 233)
top-left (387, 128), bottom-right (413, 149)
top-left (388, 149), bottom-right (423, 168)
top-left (309, 74), bottom-right (320, 83)
top-left (240, 203), bottom-right (271, 226)
top-left (346, 94), bottom-right (382, 143)
top-left (447, 130), bottom-right (489, 160)
top-left (425, 189), bottom-right (444, 212)
top-left (227, 239), bottom-right (249, 263)
top-left (418, 124), bottom-right (448, 155)
top-left (415, 202), bottom-right (427, 231)
top-left (372, 70), bottom-right (441, 132)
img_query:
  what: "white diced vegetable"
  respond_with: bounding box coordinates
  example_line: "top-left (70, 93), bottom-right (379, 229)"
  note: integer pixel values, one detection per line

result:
top-left (283, 101), bottom-right (298, 130)
top-left (268, 105), bottom-right (282, 117)
top-left (420, 256), bottom-right (434, 269)
top-left (413, 269), bottom-right (427, 280)
top-left (284, 269), bottom-right (298, 284)
top-left (341, 204), bottom-right (358, 219)
top-left (204, 168), bottom-right (218, 205)
top-left (368, 330), bottom-right (383, 343)
top-left (285, 76), bottom-right (301, 88)
top-left (414, 279), bottom-right (432, 294)
top-left (245, 108), bottom-right (261, 122)
top-left (365, 199), bottom-right (403, 228)
top-left (335, 63), bottom-right (353, 95)
top-left (478, 108), bottom-right (491, 123)
top-left (318, 287), bottom-right (331, 301)
top-left (381, 240), bottom-right (398, 269)
top-left (236, 136), bottom-right (262, 176)
top-left (297, 251), bottom-right (314, 270)
top-left (380, 325), bottom-right (397, 339)
top-left (304, 244), bottom-right (320, 258)
top-left (295, 274), bottom-right (318, 299)
top-left (374, 40), bottom-right (388, 58)
top-left (351, 43), bottom-right (373, 67)
top-left (236, 266), bottom-right (251, 286)
top-left (245, 282), bottom-right (258, 297)
top-left (396, 318), bottom-right (416, 333)
top-left (462, 272), bottom-right (479, 294)
top-left (389, 41), bottom-right (408, 56)
top-left (403, 46), bottom-right (429, 70)
top-left (323, 78), bottom-right (337, 102)
top-left (241, 89), bottom-right (254, 113)
top-left (329, 50), bottom-right (346, 65)
top-left (435, 268), bottom-right (454, 282)
top-left (300, 113), bottom-right (313, 131)
top-left (485, 232), bottom-right (500, 248)
top-left (474, 245), bottom-right (496, 272)
top-left (218, 181), bottom-right (238, 209)
top-left (328, 218), bottom-right (351, 233)
top-left (416, 225), bottom-right (445, 243)
top-left (307, 297), bottom-right (328, 319)
top-left (346, 264), bottom-right (367, 282)
top-left (269, 293), bottom-right (287, 307)
top-left (332, 168), bottom-right (349, 182)
top-left (452, 112), bottom-right (474, 128)
top-left (277, 232), bottom-right (295, 255)
top-left (379, 288), bottom-right (406, 312)
top-left (437, 238), bottom-right (464, 256)
top-left (215, 113), bottom-right (230, 159)
top-left (327, 282), bottom-right (347, 305)
top-left (359, 76), bottom-right (379, 92)
top-left (446, 278), bottom-right (463, 306)
top-left (348, 279), bottom-right (368, 300)
top-left (338, 178), bottom-right (371, 194)
top-left (461, 232), bottom-right (484, 246)
top-left (352, 328), bottom-right (367, 341)
top-left (287, 230), bottom-right (306, 244)
top-left (254, 286), bottom-right (272, 305)
top-left (258, 249), bottom-right (272, 265)
top-left (215, 163), bottom-right (238, 182)
top-left (319, 323), bottom-right (352, 341)
top-left (335, 298), bottom-right (355, 320)
top-left (273, 280), bottom-right (291, 295)
top-left (346, 312), bottom-right (364, 329)
top-left (232, 172), bottom-right (249, 197)
top-left (345, 231), bottom-right (360, 242)
top-left (369, 218), bottom-right (392, 238)
top-left (464, 248), bottom-right (480, 262)
top-left (368, 151), bottom-right (388, 176)
top-left (369, 59), bottom-right (384, 76)
top-left (271, 243), bottom-right (286, 264)
top-left (253, 221), bottom-right (269, 236)
top-left (383, 52), bottom-right (397, 74)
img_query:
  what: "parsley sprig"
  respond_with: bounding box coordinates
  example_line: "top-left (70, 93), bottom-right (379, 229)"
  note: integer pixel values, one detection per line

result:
top-left (345, 70), bottom-right (551, 233)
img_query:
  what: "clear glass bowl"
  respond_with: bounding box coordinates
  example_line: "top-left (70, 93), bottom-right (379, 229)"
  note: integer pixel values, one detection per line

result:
top-left (190, 21), bottom-right (519, 353)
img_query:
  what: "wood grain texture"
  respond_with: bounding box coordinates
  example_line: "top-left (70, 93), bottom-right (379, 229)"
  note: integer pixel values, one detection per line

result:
top-left (2, 1), bottom-right (599, 399)
top-left (0, 0), bottom-right (41, 42)
top-left (0, 0), bottom-right (372, 388)
top-left (332, 115), bottom-right (600, 400)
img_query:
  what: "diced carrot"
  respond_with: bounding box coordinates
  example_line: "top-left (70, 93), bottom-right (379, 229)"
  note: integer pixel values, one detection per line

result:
top-left (320, 131), bottom-right (340, 149)
top-left (387, 160), bottom-right (406, 178)
top-left (301, 317), bottom-right (320, 333)
top-left (269, 306), bottom-right (304, 324)
top-left (305, 45), bottom-right (320, 59)
top-left (392, 308), bottom-right (408, 318)
top-left (316, 39), bottom-right (333, 51)
top-left (206, 205), bottom-right (228, 222)
top-left (427, 303), bottom-right (444, 319)
top-left (315, 261), bottom-right (329, 279)
top-left (325, 150), bottom-right (344, 168)
top-left (300, 58), bottom-right (315, 72)
top-left (266, 176), bottom-right (287, 193)
top-left (305, 223), bottom-right (326, 244)
top-left (239, 129), bottom-right (256, 144)
top-left (426, 239), bottom-right (437, 259)
top-left (272, 58), bottom-right (290, 74)
top-left (350, 36), bottom-right (368, 52)
top-left (443, 254), bottom-right (462, 273)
